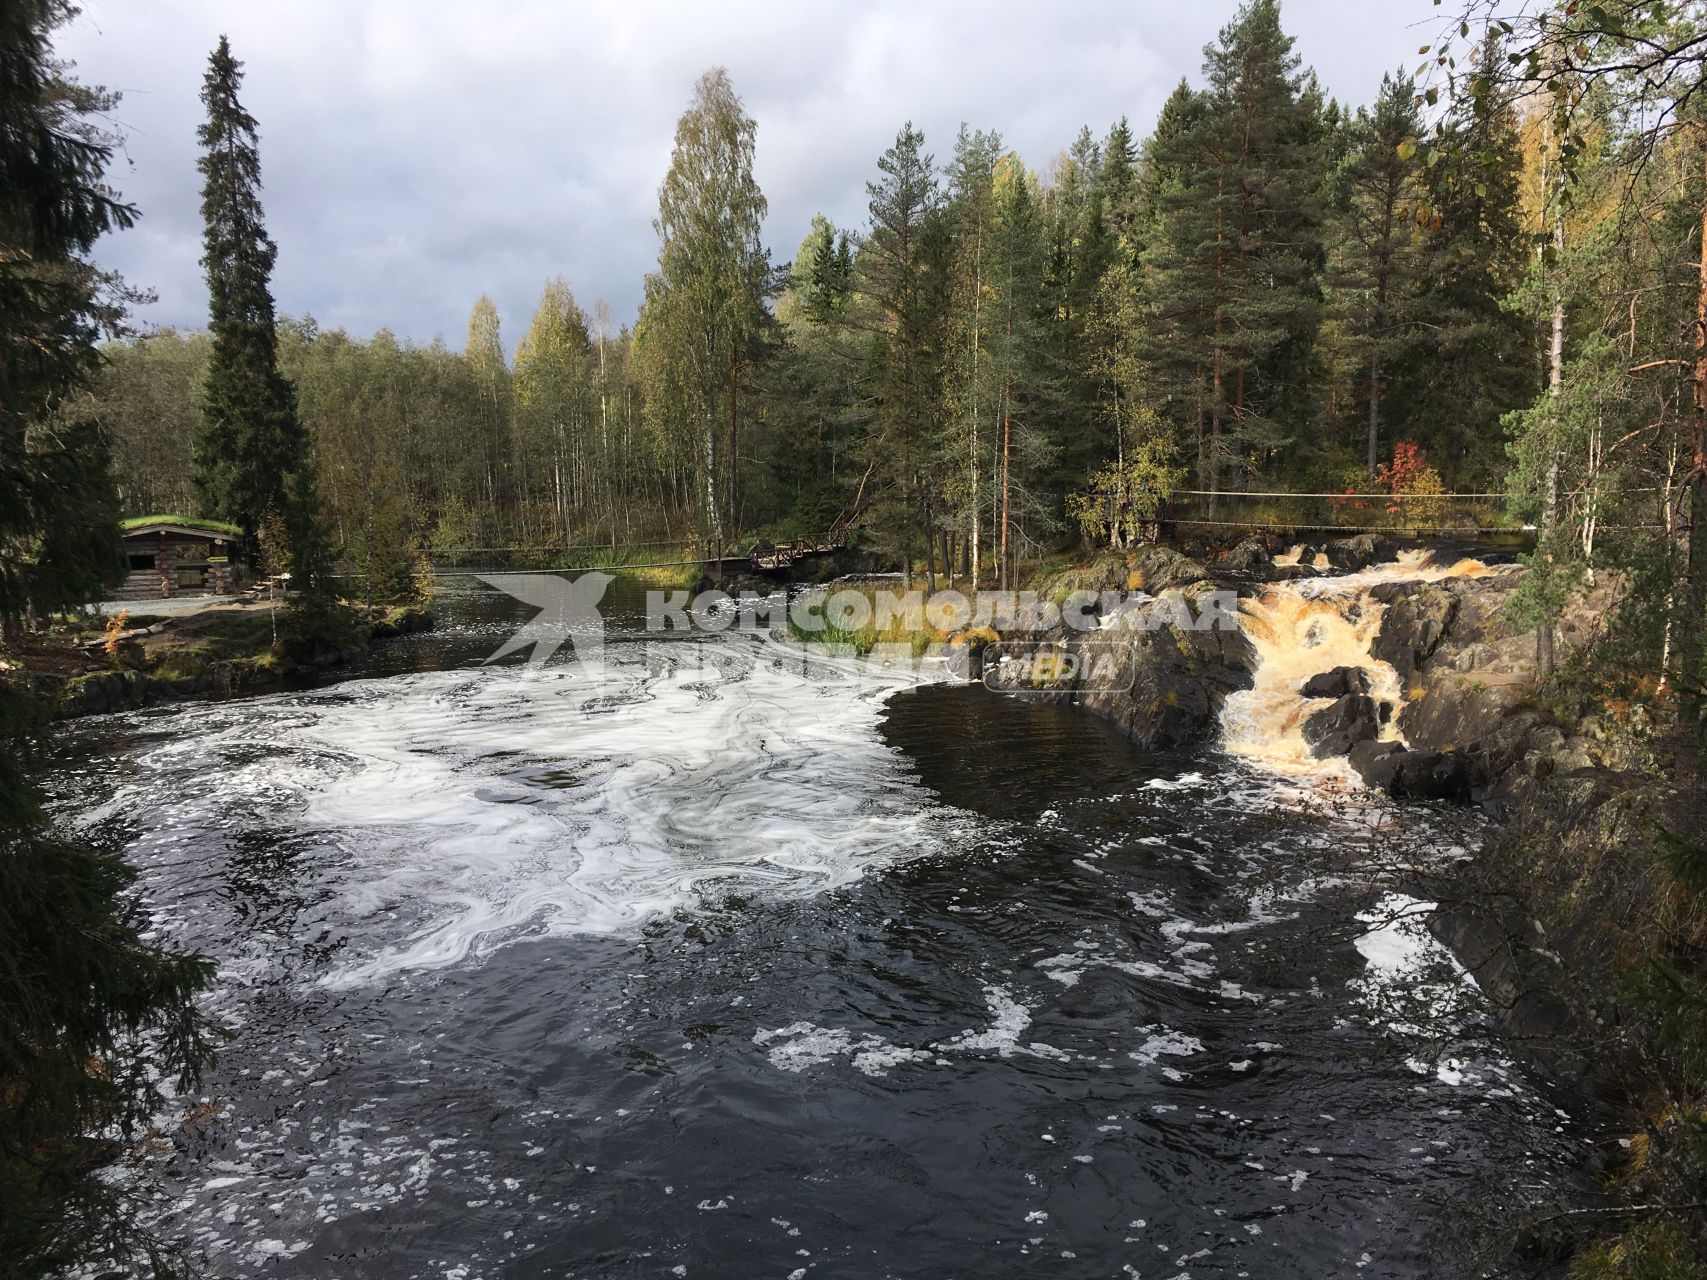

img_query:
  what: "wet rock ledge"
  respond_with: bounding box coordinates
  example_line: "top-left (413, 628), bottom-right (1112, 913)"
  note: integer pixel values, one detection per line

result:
top-left (1017, 535), bottom-right (1626, 811)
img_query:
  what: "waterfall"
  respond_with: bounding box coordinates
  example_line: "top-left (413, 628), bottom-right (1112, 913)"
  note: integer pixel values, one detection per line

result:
top-left (1218, 551), bottom-right (1497, 778)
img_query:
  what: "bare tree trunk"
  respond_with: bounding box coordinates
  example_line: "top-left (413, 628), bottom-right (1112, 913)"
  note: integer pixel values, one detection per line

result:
top-left (1537, 158), bottom-right (1567, 678)
top-left (923, 483), bottom-right (937, 594)
top-left (1678, 142), bottom-right (1707, 713)
top-left (1210, 179), bottom-right (1226, 518)
top-left (729, 337), bottom-right (739, 535)
top-left (1367, 348), bottom-right (1383, 479)
top-left (1001, 386), bottom-right (1012, 592)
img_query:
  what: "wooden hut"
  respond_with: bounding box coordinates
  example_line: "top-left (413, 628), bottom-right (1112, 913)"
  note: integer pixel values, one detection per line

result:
top-left (116, 516), bottom-right (244, 600)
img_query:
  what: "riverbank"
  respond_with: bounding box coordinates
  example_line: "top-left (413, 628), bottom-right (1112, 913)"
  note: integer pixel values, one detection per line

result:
top-left (7, 601), bottom-right (435, 718)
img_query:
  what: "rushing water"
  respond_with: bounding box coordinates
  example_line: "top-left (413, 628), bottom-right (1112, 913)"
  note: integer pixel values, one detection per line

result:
top-left (47, 576), bottom-right (1586, 1278)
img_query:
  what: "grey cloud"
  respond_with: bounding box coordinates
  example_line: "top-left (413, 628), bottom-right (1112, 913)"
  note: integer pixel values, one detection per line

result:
top-left (59, 0), bottom-right (1445, 353)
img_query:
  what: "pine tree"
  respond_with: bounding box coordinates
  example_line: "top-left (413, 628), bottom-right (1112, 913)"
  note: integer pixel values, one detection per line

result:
top-left (942, 126), bottom-right (1005, 583)
top-left (1142, 1), bottom-right (1327, 497)
top-left (1045, 127), bottom-right (1118, 490)
top-left (1400, 37), bottom-right (1531, 485)
top-left (1136, 82), bottom-right (1215, 490)
top-left (861, 122), bottom-right (948, 582)
top-left (987, 156), bottom-right (1059, 586)
top-left (192, 37), bottom-right (312, 565)
top-left (1328, 72), bottom-right (1427, 475)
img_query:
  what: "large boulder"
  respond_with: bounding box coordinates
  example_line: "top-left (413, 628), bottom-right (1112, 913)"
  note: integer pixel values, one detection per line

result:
top-left (1302, 693), bottom-right (1380, 758)
top-left (1128, 544), bottom-right (1212, 593)
top-left (1219, 537), bottom-right (1273, 574)
top-left (1300, 665), bottom-right (1370, 699)
top-left (1349, 739), bottom-right (1407, 789)
top-left (1348, 739), bottom-right (1479, 802)
top-left (1320, 534), bottom-right (1401, 571)
top-left (1074, 587), bottom-right (1255, 751)
top-left (1370, 580), bottom-right (1459, 681)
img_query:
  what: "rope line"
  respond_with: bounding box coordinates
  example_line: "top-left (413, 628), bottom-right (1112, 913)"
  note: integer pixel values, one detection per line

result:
top-left (1167, 489), bottom-right (1510, 500)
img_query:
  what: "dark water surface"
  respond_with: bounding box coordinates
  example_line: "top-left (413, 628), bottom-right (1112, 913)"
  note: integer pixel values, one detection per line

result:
top-left (47, 581), bottom-right (1584, 1278)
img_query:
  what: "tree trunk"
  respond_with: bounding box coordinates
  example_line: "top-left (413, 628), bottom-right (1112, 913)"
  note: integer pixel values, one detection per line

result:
top-left (1678, 142), bottom-right (1707, 712)
top-left (1366, 349), bottom-right (1383, 478)
top-left (923, 482), bottom-right (937, 594)
top-left (1537, 167), bottom-right (1568, 678)
top-left (728, 338), bottom-right (739, 536)
top-left (1001, 386), bottom-right (1013, 592)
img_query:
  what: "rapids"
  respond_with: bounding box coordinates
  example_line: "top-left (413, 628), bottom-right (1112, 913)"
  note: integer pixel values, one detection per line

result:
top-left (43, 570), bottom-right (1583, 1277)
top-left (1220, 551), bottom-right (1504, 777)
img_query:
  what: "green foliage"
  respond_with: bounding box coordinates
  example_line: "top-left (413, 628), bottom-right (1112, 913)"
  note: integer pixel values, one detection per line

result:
top-left (1069, 441), bottom-right (1184, 549)
top-left (1139, 0), bottom-right (1328, 492)
top-left (0, 8), bottom-right (216, 1274)
top-left (635, 67), bottom-right (771, 543)
top-left (119, 513), bottom-right (240, 536)
top-left (1325, 71), bottom-right (1429, 475)
top-left (0, 762), bottom-right (221, 1275)
top-left (85, 331), bottom-right (211, 517)
top-left (0, 0), bottom-right (134, 636)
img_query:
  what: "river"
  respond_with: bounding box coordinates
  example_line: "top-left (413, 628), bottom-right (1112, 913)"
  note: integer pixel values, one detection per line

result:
top-left (47, 574), bottom-right (1587, 1277)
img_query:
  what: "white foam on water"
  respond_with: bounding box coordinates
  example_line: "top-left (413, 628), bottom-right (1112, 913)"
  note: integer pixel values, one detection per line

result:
top-left (1353, 892), bottom-right (1485, 1086)
top-left (753, 983), bottom-right (1071, 1076)
top-left (92, 633), bottom-right (968, 988)
top-left (1131, 1027), bottom-right (1204, 1066)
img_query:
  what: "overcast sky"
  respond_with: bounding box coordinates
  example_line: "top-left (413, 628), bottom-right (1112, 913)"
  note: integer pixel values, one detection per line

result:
top-left (58, 0), bottom-right (1445, 353)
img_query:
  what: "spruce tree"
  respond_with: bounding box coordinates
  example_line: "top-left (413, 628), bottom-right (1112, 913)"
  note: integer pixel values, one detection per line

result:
top-left (0, 0), bottom-right (132, 630)
top-left (193, 36), bottom-right (310, 561)
top-left (1, 6), bottom-right (217, 1274)
top-left (1099, 116), bottom-right (1140, 253)
top-left (1136, 82), bottom-right (1215, 490)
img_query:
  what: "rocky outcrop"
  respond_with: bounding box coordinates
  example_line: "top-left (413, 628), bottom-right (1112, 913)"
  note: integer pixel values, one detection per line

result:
top-left (1335, 569), bottom-right (1626, 806)
top-left (1369, 579), bottom-right (1458, 681)
top-left (1300, 666), bottom-right (1370, 699)
top-left (1348, 739), bottom-right (1479, 802)
top-left (1075, 594), bottom-right (1257, 750)
top-left (1317, 533), bottom-right (1402, 572)
top-left (1303, 693), bottom-right (1380, 758)
top-left (1218, 537), bottom-right (1274, 574)
top-left (1023, 537), bottom-right (1626, 810)
top-left (1021, 551), bottom-right (1255, 751)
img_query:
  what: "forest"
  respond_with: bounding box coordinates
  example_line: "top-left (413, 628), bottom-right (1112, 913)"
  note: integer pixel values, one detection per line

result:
top-left (7, 0), bottom-right (1707, 1275)
top-left (85, 4), bottom-right (1548, 591)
